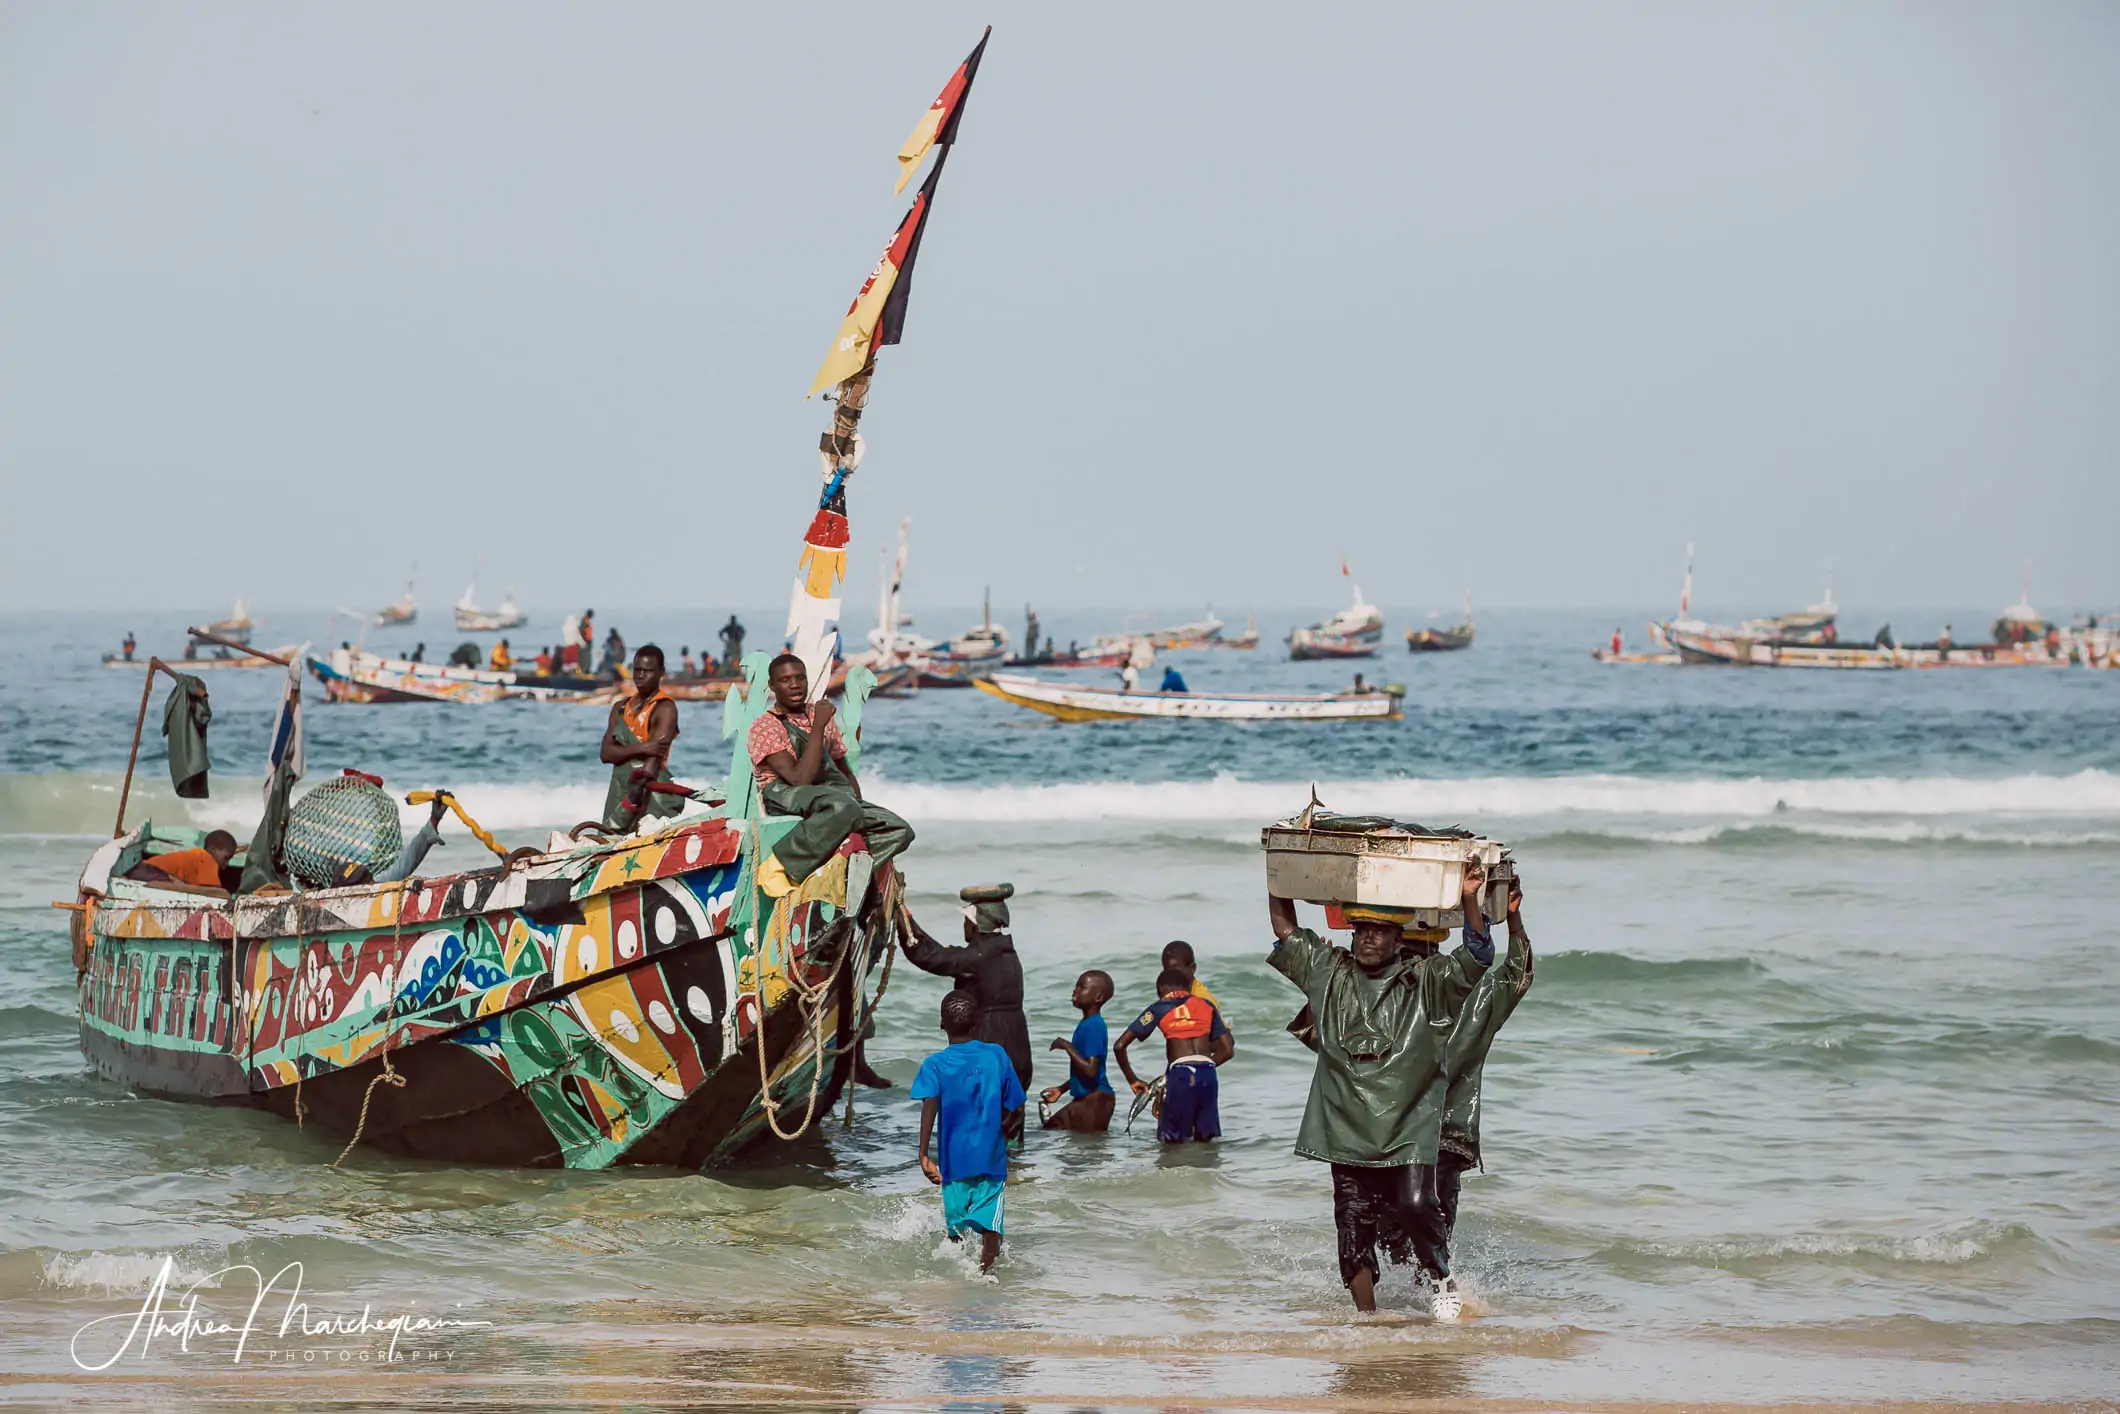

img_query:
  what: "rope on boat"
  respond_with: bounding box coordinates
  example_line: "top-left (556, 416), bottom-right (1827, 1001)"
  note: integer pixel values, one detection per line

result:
top-left (332, 1054), bottom-right (405, 1167)
top-left (405, 790), bottom-right (508, 860)
top-left (329, 882), bottom-right (413, 1167)
top-left (741, 802), bottom-right (902, 1144)
top-left (844, 888), bottom-right (900, 1130)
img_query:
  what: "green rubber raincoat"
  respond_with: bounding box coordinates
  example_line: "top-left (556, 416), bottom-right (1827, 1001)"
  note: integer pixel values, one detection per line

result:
top-left (1268, 926), bottom-right (1489, 1168)
top-left (1441, 923), bottom-right (1534, 1166)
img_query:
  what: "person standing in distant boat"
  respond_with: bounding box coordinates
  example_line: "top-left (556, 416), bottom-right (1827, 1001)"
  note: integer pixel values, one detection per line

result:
top-left (1610, 628), bottom-right (1623, 656)
top-left (1120, 662), bottom-right (1139, 692)
top-left (121, 632), bottom-right (136, 662)
top-left (720, 614), bottom-right (746, 668)
top-left (600, 644), bottom-right (681, 830)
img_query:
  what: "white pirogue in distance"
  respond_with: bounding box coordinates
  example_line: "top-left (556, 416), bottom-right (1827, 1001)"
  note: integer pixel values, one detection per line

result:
top-left (976, 673), bottom-right (1404, 722)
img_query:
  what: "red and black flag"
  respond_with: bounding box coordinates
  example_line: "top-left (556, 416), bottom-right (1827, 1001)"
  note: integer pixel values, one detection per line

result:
top-left (896, 27), bottom-right (989, 194)
top-left (807, 167), bottom-right (939, 396)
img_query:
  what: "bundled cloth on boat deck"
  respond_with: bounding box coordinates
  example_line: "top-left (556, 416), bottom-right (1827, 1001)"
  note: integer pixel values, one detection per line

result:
top-left (602, 689), bottom-right (683, 831)
top-left (159, 674), bottom-right (211, 799)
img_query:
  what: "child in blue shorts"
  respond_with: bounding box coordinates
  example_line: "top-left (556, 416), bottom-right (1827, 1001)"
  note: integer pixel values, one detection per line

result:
top-left (1114, 967), bottom-right (1233, 1143)
top-left (913, 989), bottom-right (1026, 1272)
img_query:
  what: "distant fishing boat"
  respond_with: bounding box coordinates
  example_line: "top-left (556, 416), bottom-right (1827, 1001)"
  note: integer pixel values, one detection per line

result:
top-left (976, 672), bottom-right (1403, 722)
top-left (306, 646), bottom-right (577, 704)
top-left (455, 580), bottom-right (528, 633)
top-left (924, 587), bottom-right (1011, 685)
top-left (1407, 593), bottom-right (1475, 653)
top-left (844, 518), bottom-right (933, 691)
top-left (375, 578), bottom-right (418, 627)
top-left (197, 599), bottom-right (255, 648)
top-left (1149, 614), bottom-right (1225, 650)
top-left (1214, 616), bottom-right (1261, 650)
top-left (107, 643), bottom-right (301, 671)
top-left (1289, 565), bottom-right (1383, 660)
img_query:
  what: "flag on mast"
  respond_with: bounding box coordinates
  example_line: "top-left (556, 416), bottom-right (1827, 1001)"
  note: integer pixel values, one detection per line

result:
top-left (787, 30), bottom-right (988, 701)
top-left (896, 28), bottom-right (990, 194)
top-left (807, 167), bottom-right (941, 397)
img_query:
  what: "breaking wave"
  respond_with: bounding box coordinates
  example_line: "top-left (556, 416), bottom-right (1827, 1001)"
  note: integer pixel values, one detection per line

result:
top-left (6, 770), bottom-right (2120, 839)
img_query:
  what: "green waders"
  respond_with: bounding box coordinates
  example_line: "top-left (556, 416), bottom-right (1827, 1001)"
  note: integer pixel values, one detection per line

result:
top-left (759, 718), bottom-right (914, 883)
top-left (601, 719), bottom-right (685, 831)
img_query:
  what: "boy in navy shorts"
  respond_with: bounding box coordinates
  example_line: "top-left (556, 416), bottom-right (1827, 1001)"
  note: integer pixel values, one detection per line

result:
top-left (1113, 967), bottom-right (1233, 1142)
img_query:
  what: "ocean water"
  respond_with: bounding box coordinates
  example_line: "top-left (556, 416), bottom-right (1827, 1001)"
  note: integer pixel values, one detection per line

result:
top-left (3, 607), bottom-right (2118, 1409)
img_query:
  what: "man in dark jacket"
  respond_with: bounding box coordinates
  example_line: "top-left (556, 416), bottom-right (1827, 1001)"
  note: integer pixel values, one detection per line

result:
top-left (901, 883), bottom-right (1033, 1136)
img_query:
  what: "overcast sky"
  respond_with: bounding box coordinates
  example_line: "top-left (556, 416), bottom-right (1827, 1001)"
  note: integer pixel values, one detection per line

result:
top-left (2, 2), bottom-right (2114, 617)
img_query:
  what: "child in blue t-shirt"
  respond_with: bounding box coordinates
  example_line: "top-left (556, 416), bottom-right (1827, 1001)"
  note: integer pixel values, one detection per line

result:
top-left (1040, 969), bottom-right (1115, 1132)
top-left (912, 989), bottom-right (1026, 1272)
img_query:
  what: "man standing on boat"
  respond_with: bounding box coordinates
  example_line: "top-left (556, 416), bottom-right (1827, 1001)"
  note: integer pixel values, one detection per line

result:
top-left (600, 644), bottom-right (682, 831)
top-left (1266, 867), bottom-right (1495, 1321)
top-left (747, 652), bottom-right (914, 894)
top-left (720, 614), bottom-right (746, 670)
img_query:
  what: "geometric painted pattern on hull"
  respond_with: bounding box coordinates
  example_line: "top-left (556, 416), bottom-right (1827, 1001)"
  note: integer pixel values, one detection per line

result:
top-left (76, 814), bottom-right (887, 1169)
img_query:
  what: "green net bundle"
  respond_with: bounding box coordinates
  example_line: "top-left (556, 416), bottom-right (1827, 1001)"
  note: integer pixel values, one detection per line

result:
top-left (283, 775), bottom-right (403, 887)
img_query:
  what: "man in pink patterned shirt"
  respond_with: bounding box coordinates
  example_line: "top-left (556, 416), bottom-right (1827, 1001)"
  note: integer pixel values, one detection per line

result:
top-left (747, 653), bottom-right (914, 892)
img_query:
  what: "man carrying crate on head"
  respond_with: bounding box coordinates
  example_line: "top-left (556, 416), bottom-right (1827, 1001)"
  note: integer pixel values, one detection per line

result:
top-left (1266, 864), bottom-right (1495, 1322)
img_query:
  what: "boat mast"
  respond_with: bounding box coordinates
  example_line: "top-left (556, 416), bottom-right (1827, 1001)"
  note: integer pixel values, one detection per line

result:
top-left (790, 29), bottom-right (989, 703)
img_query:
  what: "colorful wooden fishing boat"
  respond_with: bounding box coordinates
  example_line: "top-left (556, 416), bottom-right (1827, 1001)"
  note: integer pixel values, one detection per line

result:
top-left (73, 814), bottom-right (897, 1167)
top-left (305, 647), bottom-right (578, 704)
top-left (74, 28), bottom-right (996, 1171)
top-left (975, 672), bottom-right (1403, 722)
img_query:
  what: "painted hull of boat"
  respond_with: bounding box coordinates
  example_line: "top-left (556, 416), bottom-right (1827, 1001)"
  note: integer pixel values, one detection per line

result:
top-left (75, 817), bottom-right (890, 1169)
top-left (976, 673), bottom-right (1402, 722)
top-left (307, 651), bottom-right (582, 704)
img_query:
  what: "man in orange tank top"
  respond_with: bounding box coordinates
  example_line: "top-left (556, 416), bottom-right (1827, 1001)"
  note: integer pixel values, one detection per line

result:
top-left (600, 644), bottom-right (681, 830)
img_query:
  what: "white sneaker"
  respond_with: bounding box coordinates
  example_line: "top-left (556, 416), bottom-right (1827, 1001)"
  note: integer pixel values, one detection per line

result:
top-left (1430, 1274), bottom-right (1463, 1323)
